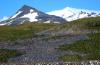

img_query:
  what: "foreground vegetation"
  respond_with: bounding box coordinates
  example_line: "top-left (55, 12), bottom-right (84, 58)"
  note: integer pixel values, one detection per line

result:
top-left (0, 49), bottom-right (22, 62)
top-left (59, 55), bottom-right (82, 62)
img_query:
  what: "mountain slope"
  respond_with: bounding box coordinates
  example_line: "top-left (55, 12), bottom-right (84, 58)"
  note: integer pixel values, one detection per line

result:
top-left (0, 17), bottom-right (100, 62)
top-left (58, 17), bottom-right (100, 61)
top-left (47, 7), bottom-right (100, 21)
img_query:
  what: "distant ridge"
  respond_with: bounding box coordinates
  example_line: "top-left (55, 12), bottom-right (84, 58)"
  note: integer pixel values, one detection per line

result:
top-left (47, 7), bottom-right (100, 21)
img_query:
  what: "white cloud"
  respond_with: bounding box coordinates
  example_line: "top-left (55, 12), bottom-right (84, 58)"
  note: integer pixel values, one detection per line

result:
top-left (0, 16), bottom-right (9, 22)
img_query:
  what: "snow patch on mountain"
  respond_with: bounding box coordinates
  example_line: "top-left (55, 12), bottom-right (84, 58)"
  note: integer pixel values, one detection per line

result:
top-left (20, 9), bottom-right (38, 22)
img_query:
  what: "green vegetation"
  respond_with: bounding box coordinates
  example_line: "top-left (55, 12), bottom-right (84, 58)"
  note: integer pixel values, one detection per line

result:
top-left (0, 23), bottom-right (59, 41)
top-left (58, 33), bottom-right (100, 53)
top-left (61, 17), bottom-right (100, 30)
top-left (58, 17), bottom-right (100, 61)
top-left (58, 33), bottom-right (100, 61)
top-left (0, 49), bottom-right (22, 62)
top-left (59, 55), bottom-right (82, 62)
top-left (59, 33), bottom-right (100, 53)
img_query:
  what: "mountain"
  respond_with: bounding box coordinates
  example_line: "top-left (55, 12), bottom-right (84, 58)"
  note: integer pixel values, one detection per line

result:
top-left (0, 5), bottom-right (66, 26)
top-left (47, 7), bottom-right (100, 21)
top-left (1, 6), bottom-right (100, 26)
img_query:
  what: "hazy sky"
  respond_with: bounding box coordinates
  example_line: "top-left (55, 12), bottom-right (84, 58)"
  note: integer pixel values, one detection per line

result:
top-left (0, 0), bottom-right (100, 19)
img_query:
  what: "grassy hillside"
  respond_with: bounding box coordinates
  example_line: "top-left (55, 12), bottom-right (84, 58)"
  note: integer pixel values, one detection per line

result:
top-left (0, 17), bottom-right (100, 62)
top-left (0, 23), bottom-right (60, 62)
top-left (0, 23), bottom-right (59, 41)
top-left (61, 17), bottom-right (100, 31)
top-left (58, 17), bottom-right (100, 61)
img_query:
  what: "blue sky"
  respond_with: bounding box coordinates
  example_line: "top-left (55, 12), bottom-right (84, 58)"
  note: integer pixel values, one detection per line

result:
top-left (0, 0), bottom-right (100, 19)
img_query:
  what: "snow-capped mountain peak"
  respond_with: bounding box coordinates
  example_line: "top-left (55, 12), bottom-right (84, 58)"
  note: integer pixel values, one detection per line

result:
top-left (47, 7), bottom-right (100, 21)
top-left (0, 5), bottom-right (66, 26)
top-left (10, 5), bottom-right (39, 22)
